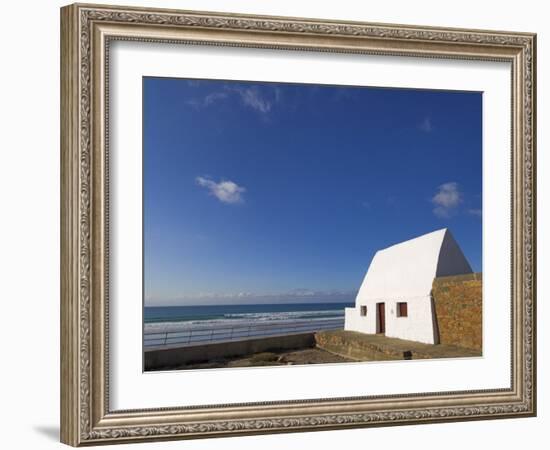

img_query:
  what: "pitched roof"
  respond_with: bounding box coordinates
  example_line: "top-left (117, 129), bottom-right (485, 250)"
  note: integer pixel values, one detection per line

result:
top-left (355, 228), bottom-right (473, 302)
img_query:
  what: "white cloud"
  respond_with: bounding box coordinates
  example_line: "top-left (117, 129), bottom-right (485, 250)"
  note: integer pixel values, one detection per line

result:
top-left (186, 85), bottom-right (276, 115)
top-left (432, 182), bottom-right (462, 218)
top-left (419, 117), bottom-right (433, 132)
top-left (186, 91), bottom-right (228, 108)
top-left (146, 288), bottom-right (357, 306)
top-left (231, 86), bottom-right (272, 113)
top-left (468, 208), bottom-right (482, 217)
top-left (184, 98), bottom-right (201, 108)
top-left (203, 92), bottom-right (228, 106)
top-left (196, 176), bottom-right (246, 204)
top-left (274, 87), bottom-right (282, 103)
top-left (288, 288), bottom-right (316, 297)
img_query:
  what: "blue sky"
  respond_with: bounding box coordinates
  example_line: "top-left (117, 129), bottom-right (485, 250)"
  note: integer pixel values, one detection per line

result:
top-left (143, 77), bottom-right (482, 306)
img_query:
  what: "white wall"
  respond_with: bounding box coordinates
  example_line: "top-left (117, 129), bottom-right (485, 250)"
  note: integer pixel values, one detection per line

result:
top-left (345, 229), bottom-right (468, 344)
top-left (385, 297), bottom-right (437, 344)
top-left (346, 297), bottom-right (437, 344)
top-left (0, 1), bottom-right (547, 450)
top-left (345, 305), bottom-right (377, 334)
top-left (345, 307), bottom-right (365, 332)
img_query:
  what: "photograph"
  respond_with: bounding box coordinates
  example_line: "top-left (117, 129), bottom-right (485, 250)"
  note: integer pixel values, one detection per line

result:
top-left (57, 2), bottom-right (536, 446)
top-left (143, 78), bottom-right (483, 371)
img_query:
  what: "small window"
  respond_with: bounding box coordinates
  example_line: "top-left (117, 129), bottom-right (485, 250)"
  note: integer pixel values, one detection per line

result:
top-left (397, 302), bottom-right (408, 317)
top-left (360, 305), bottom-right (367, 317)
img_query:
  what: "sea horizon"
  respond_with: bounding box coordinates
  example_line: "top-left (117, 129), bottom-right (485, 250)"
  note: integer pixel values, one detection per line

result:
top-left (144, 302), bottom-right (353, 347)
top-left (145, 301), bottom-right (354, 323)
top-left (145, 299), bottom-right (353, 308)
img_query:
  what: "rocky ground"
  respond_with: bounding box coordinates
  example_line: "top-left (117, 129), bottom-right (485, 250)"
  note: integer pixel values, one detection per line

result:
top-left (164, 346), bottom-right (355, 370)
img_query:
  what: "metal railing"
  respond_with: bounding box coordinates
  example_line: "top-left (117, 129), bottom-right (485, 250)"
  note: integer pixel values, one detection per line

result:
top-left (144, 318), bottom-right (344, 349)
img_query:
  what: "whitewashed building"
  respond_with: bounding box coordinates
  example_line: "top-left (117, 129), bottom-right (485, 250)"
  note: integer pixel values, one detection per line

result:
top-left (344, 228), bottom-right (473, 344)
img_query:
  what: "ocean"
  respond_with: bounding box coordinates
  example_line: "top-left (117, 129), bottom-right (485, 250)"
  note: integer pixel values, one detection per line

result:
top-left (144, 302), bottom-right (353, 348)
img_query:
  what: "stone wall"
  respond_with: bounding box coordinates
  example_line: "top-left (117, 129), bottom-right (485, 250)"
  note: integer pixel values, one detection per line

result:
top-left (432, 273), bottom-right (482, 351)
top-left (315, 330), bottom-right (481, 360)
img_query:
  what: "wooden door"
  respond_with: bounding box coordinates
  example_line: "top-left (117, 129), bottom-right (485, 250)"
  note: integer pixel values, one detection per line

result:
top-left (377, 302), bottom-right (385, 334)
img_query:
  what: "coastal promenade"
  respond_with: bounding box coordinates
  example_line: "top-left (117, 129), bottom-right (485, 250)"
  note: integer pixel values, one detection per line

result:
top-left (144, 317), bottom-right (344, 349)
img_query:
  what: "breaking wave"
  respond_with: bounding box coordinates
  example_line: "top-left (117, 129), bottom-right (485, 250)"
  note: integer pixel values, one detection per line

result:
top-left (144, 309), bottom-right (344, 334)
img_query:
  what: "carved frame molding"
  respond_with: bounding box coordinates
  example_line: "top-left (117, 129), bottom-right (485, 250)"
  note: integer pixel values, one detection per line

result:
top-left (61, 3), bottom-right (536, 446)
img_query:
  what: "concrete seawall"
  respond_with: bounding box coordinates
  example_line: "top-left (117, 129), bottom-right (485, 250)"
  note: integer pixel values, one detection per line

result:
top-left (145, 332), bottom-right (316, 370)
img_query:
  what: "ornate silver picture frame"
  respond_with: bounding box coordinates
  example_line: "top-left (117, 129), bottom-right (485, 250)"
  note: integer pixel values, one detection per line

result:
top-left (60, 3), bottom-right (536, 446)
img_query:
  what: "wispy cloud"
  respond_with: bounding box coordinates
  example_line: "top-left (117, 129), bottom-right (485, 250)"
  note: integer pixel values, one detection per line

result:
top-left (432, 182), bottom-right (462, 218)
top-left (204, 92), bottom-right (228, 106)
top-left (274, 87), bottom-right (282, 103)
top-left (185, 91), bottom-right (228, 108)
top-left (146, 288), bottom-right (357, 306)
top-left (467, 208), bottom-right (482, 218)
top-left (419, 117), bottom-right (433, 133)
top-left (386, 196), bottom-right (397, 206)
top-left (186, 84), bottom-right (279, 115)
top-left (228, 86), bottom-right (273, 114)
top-left (196, 176), bottom-right (246, 204)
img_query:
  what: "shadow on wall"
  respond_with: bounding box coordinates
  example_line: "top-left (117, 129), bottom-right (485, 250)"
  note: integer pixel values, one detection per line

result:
top-left (33, 425), bottom-right (59, 441)
top-left (430, 295), bottom-right (441, 345)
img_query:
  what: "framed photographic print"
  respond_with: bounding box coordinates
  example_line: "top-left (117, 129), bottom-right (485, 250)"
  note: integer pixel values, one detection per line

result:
top-left (60, 3), bottom-right (537, 446)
